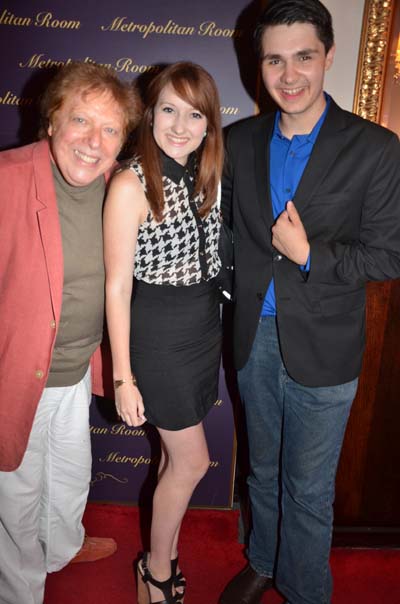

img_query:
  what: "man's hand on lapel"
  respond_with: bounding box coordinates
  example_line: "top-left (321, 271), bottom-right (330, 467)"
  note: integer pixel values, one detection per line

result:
top-left (271, 201), bottom-right (310, 265)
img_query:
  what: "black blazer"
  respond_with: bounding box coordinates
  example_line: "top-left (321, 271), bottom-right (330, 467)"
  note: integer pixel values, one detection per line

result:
top-left (222, 99), bottom-right (400, 386)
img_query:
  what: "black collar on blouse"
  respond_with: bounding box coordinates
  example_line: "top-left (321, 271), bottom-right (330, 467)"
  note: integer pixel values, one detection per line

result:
top-left (161, 150), bottom-right (196, 185)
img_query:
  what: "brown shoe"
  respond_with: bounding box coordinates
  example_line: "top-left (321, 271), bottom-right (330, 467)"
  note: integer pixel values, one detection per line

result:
top-left (70, 536), bottom-right (117, 563)
top-left (219, 564), bottom-right (273, 604)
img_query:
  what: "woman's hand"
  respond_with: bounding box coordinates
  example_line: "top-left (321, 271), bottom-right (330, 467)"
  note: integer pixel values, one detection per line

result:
top-left (115, 383), bottom-right (146, 427)
top-left (104, 169), bottom-right (149, 429)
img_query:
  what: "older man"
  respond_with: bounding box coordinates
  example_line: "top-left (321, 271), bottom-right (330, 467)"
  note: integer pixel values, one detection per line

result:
top-left (0, 62), bottom-right (141, 604)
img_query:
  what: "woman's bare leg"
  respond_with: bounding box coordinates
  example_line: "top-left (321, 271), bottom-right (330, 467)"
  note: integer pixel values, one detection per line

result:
top-left (145, 422), bottom-right (209, 601)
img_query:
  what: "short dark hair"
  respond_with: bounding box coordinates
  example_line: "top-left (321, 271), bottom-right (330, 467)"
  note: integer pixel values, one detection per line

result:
top-left (254, 0), bottom-right (334, 56)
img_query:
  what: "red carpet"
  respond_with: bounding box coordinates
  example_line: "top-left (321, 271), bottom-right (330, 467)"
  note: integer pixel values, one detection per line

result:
top-left (44, 503), bottom-right (400, 603)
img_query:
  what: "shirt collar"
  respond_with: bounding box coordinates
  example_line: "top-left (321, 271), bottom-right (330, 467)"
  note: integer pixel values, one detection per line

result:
top-left (273, 92), bottom-right (331, 144)
top-left (161, 150), bottom-right (196, 185)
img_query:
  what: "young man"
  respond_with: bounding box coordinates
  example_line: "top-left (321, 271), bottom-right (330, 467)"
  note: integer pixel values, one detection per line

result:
top-left (0, 62), bottom-right (141, 604)
top-left (220, 1), bottom-right (400, 603)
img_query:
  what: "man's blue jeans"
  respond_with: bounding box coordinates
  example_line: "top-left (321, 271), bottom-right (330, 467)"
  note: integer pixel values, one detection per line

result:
top-left (237, 316), bottom-right (358, 604)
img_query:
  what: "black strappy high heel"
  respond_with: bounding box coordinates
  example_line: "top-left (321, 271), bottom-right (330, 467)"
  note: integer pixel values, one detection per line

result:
top-left (137, 552), bottom-right (181, 604)
top-left (171, 557), bottom-right (186, 601)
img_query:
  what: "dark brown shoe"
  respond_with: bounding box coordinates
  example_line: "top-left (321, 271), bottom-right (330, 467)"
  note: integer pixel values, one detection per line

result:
top-left (219, 564), bottom-right (273, 604)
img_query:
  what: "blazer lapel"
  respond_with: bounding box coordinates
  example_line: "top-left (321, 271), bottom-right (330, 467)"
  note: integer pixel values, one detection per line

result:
top-left (33, 140), bottom-right (64, 321)
top-left (294, 100), bottom-right (349, 212)
top-left (253, 114), bottom-right (275, 229)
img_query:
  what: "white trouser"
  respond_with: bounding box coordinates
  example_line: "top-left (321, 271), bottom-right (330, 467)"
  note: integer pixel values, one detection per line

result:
top-left (0, 369), bottom-right (92, 604)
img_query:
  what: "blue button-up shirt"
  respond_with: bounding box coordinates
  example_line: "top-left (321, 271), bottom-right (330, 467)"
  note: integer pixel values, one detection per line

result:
top-left (261, 96), bottom-right (330, 316)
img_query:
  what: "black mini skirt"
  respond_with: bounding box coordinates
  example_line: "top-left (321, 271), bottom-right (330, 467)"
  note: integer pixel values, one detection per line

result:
top-left (130, 279), bottom-right (221, 430)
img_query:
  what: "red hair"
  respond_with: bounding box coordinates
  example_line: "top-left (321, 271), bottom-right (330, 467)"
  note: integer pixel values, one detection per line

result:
top-left (40, 61), bottom-right (142, 142)
top-left (136, 62), bottom-right (224, 221)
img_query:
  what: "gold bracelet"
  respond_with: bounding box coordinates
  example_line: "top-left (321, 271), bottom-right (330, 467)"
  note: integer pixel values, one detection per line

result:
top-left (114, 375), bottom-right (137, 389)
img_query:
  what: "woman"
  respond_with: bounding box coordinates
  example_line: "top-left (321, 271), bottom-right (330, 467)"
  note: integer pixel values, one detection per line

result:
top-left (103, 62), bottom-right (224, 604)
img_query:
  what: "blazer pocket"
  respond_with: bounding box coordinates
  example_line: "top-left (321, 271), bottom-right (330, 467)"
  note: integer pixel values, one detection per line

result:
top-left (308, 193), bottom-right (352, 206)
top-left (320, 289), bottom-right (365, 316)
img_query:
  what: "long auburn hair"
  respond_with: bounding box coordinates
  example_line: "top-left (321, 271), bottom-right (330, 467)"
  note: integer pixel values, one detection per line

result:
top-left (136, 62), bottom-right (224, 221)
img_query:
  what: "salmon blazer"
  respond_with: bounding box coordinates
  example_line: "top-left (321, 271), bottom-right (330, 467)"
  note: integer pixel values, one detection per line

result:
top-left (0, 140), bottom-right (110, 471)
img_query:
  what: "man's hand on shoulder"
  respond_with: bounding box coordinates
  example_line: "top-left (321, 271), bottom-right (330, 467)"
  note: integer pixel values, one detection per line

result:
top-left (271, 201), bottom-right (310, 265)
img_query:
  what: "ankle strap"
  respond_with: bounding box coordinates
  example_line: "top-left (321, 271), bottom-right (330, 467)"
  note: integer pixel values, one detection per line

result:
top-left (141, 552), bottom-right (174, 592)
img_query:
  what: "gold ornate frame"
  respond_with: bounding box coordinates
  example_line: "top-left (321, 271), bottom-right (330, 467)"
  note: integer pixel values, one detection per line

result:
top-left (353, 0), bottom-right (396, 122)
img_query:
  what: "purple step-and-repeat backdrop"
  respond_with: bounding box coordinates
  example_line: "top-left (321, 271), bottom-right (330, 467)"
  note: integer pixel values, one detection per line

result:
top-left (0, 0), bottom-right (262, 507)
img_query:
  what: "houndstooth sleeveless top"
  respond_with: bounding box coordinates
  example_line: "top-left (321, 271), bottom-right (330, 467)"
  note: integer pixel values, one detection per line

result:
top-left (125, 153), bottom-right (221, 286)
